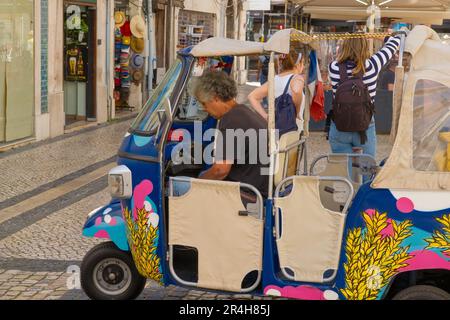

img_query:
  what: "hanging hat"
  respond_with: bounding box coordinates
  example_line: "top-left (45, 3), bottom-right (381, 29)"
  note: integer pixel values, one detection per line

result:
top-left (132, 70), bottom-right (144, 84)
top-left (122, 36), bottom-right (131, 46)
top-left (130, 54), bottom-right (145, 69)
top-left (131, 37), bottom-right (145, 54)
top-left (115, 12), bottom-right (126, 28)
top-left (130, 15), bottom-right (146, 39)
top-left (114, 27), bottom-right (122, 38)
top-left (121, 46), bottom-right (131, 55)
top-left (121, 21), bottom-right (132, 37)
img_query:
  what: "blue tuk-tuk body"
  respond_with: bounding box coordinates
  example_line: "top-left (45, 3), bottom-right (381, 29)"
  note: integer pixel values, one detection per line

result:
top-left (81, 33), bottom-right (450, 300)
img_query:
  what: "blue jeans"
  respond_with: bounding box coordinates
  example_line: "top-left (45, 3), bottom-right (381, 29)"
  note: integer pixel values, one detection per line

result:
top-left (329, 122), bottom-right (377, 183)
top-left (329, 121), bottom-right (377, 158)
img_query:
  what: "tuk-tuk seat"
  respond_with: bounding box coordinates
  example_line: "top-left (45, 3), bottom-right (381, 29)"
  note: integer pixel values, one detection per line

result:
top-left (310, 154), bottom-right (377, 212)
top-left (274, 176), bottom-right (353, 283)
top-left (169, 178), bottom-right (264, 292)
top-left (274, 131), bottom-right (306, 188)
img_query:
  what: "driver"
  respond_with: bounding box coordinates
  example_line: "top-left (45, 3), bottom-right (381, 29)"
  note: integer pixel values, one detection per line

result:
top-left (172, 70), bottom-right (269, 199)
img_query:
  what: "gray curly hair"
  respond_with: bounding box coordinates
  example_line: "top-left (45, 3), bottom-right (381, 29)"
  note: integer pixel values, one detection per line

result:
top-left (190, 70), bottom-right (238, 103)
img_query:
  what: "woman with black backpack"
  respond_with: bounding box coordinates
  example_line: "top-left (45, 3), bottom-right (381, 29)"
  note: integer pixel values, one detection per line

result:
top-left (328, 35), bottom-right (401, 158)
top-left (248, 49), bottom-right (305, 136)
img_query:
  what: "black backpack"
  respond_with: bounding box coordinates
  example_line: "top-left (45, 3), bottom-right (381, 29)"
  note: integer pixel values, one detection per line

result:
top-left (332, 62), bottom-right (375, 144)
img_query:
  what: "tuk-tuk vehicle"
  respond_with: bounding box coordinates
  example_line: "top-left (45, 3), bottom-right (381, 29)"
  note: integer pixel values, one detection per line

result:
top-left (81, 26), bottom-right (450, 300)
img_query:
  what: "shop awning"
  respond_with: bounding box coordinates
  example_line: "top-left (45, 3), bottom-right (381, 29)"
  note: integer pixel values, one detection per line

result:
top-left (292, 0), bottom-right (450, 25)
top-left (190, 38), bottom-right (265, 57)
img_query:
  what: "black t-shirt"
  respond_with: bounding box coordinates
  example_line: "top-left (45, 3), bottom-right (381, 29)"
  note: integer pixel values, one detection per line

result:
top-left (215, 104), bottom-right (269, 198)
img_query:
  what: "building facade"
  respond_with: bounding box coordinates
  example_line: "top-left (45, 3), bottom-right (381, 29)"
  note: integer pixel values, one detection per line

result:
top-left (0, 0), bottom-right (248, 149)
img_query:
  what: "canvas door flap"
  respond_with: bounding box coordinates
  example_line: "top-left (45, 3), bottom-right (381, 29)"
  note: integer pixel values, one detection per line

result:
top-left (169, 179), bottom-right (263, 292)
top-left (275, 176), bottom-right (346, 283)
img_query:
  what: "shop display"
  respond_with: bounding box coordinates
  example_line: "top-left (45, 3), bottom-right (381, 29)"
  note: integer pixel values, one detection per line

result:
top-left (64, 6), bottom-right (89, 82)
top-left (130, 15), bottom-right (146, 39)
top-left (179, 24), bottom-right (205, 48)
top-left (130, 54), bottom-right (145, 70)
top-left (132, 70), bottom-right (144, 84)
top-left (114, 11), bottom-right (126, 28)
top-left (131, 37), bottom-right (145, 54)
top-left (113, 9), bottom-right (147, 110)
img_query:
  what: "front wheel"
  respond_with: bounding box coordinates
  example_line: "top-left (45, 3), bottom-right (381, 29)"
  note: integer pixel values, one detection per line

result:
top-left (81, 242), bottom-right (147, 300)
top-left (392, 285), bottom-right (450, 300)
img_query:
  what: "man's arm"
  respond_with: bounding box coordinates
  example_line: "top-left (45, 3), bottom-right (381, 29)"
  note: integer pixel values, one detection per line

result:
top-left (198, 161), bottom-right (232, 181)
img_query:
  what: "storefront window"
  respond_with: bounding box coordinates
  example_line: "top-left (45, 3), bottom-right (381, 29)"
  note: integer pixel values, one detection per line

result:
top-left (413, 79), bottom-right (450, 172)
top-left (0, 0), bottom-right (34, 143)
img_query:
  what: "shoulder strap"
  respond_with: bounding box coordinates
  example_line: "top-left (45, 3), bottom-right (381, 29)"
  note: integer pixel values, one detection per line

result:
top-left (282, 75), bottom-right (295, 95)
top-left (338, 63), bottom-right (348, 82)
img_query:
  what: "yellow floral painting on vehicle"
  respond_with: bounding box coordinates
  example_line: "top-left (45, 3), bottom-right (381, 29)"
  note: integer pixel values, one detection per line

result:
top-left (341, 210), bottom-right (413, 300)
top-left (123, 180), bottom-right (163, 284)
top-left (425, 214), bottom-right (450, 257)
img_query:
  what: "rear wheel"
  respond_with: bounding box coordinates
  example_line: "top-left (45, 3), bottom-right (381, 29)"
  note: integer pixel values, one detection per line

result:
top-left (392, 285), bottom-right (450, 300)
top-left (81, 242), bottom-right (147, 300)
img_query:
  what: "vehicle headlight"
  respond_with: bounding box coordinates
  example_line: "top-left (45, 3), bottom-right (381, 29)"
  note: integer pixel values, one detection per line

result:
top-left (108, 165), bottom-right (132, 199)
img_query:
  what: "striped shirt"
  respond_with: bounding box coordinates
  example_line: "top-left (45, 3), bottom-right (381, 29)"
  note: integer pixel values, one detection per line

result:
top-left (329, 36), bottom-right (401, 103)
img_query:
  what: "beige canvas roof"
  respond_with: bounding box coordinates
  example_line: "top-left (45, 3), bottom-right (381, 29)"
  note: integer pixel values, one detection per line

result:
top-left (264, 28), bottom-right (319, 53)
top-left (190, 37), bottom-right (265, 57)
top-left (372, 25), bottom-right (450, 191)
top-left (292, 0), bottom-right (450, 25)
top-left (190, 29), bottom-right (317, 57)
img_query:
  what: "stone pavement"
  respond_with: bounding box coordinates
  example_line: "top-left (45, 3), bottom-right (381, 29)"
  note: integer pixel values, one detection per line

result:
top-left (0, 86), bottom-right (393, 300)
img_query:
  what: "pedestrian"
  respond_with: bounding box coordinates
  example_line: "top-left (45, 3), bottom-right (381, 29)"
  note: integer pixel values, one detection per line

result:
top-left (258, 55), bottom-right (270, 86)
top-left (173, 70), bottom-right (269, 199)
top-left (248, 49), bottom-right (305, 136)
top-left (327, 34), bottom-right (401, 158)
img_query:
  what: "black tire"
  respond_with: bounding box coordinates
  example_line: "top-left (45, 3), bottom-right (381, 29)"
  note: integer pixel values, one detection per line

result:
top-left (392, 285), bottom-right (450, 300)
top-left (81, 242), bottom-right (147, 300)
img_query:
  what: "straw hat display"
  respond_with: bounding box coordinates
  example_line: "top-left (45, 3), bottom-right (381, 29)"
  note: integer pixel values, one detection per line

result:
top-left (131, 37), bottom-right (145, 54)
top-left (132, 70), bottom-right (144, 84)
top-left (130, 54), bottom-right (145, 70)
top-left (130, 15), bottom-right (146, 39)
top-left (114, 12), bottom-right (126, 28)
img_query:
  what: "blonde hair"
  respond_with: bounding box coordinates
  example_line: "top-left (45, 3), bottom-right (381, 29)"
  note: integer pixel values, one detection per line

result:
top-left (337, 38), bottom-right (370, 75)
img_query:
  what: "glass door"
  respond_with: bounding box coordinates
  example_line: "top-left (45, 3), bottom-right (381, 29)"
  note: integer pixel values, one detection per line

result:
top-left (0, 0), bottom-right (34, 143)
top-left (63, 1), bottom-right (96, 126)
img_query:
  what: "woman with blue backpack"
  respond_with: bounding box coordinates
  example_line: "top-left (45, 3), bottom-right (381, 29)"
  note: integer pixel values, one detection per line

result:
top-left (248, 49), bottom-right (305, 136)
top-left (328, 34), bottom-right (402, 158)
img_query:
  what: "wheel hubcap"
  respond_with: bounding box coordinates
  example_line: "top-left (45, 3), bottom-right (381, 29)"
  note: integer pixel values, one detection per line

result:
top-left (93, 258), bottom-right (132, 296)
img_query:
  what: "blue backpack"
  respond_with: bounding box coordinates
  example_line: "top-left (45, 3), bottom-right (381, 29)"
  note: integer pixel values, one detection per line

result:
top-left (275, 75), bottom-right (298, 136)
